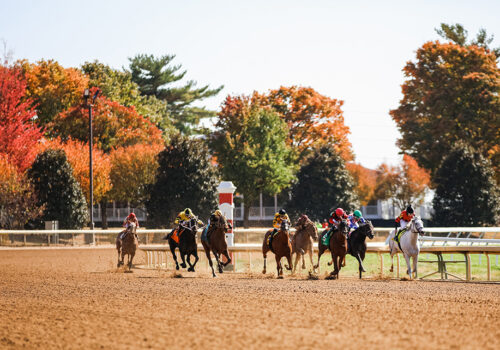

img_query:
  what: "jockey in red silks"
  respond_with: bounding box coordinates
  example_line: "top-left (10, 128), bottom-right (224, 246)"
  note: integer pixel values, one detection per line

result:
top-left (328, 208), bottom-right (348, 230)
top-left (394, 205), bottom-right (415, 242)
top-left (119, 213), bottom-right (139, 240)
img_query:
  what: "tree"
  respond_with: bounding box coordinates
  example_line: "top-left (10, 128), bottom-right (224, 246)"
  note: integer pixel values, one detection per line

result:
top-left (128, 54), bottom-right (223, 134)
top-left (390, 24), bottom-right (500, 179)
top-left (51, 89), bottom-right (164, 152)
top-left (0, 65), bottom-right (43, 172)
top-left (432, 143), bottom-right (500, 227)
top-left (374, 155), bottom-right (431, 210)
top-left (108, 143), bottom-right (162, 205)
top-left (287, 145), bottom-right (359, 222)
top-left (20, 59), bottom-right (88, 126)
top-left (346, 162), bottom-right (377, 206)
top-left (212, 99), bottom-right (296, 227)
top-left (81, 61), bottom-right (176, 139)
top-left (259, 86), bottom-right (353, 162)
top-left (27, 149), bottom-right (89, 229)
top-left (146, 135), bottom-right (219, 227)
top-left (0, 154), bottom-right (43, 229)
top-left (435, 23), bottom-right (500, 56)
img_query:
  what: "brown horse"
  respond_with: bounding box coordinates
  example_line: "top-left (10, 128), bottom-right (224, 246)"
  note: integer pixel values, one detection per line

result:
top-left (262, 220), bottom-right (292, 278)
top-left (201, 214), bottom-right (232, 277)
top-left (314, 220), bottom-right (349, 279)
top-left (291, 214), bottom-right (318, 273)
top-left (116, 222), bottom-right (138, 271)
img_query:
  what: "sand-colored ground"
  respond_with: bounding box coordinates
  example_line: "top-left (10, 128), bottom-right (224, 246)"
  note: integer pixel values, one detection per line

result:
top-left (0, 248), bottom-right (498, 349)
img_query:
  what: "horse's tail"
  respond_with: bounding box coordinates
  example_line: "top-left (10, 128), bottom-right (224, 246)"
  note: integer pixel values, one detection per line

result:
top-left (385, 230), bottom-right (394, 246)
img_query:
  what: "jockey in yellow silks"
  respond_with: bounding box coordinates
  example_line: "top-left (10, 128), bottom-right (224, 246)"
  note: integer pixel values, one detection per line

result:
top-left (164, 208), bottom-right (203, 241)
top-left (271, 209), bottom-right (290, 236)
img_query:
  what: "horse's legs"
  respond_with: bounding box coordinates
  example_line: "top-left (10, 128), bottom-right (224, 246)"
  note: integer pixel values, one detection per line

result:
top-left (186, 253), bottom-right (192, 271)
top-left (262, 248), bottom-right (268, 274)
top-left (355, 253), bottom-right (366, 279)
top-left (214, 251), bottom-right (223, 273)
top-left (293, 253), bottom-right (300, 274)
top-left (128, 251), bottom-right (135, 270)
top-left (404, 253), bottom-right (412, 278)
top-left (308, 249), bottom-right (316, 273)
top-left (285, 253), bottom-right (292, 272)
top-left (170, 245), bottom-right (179, 270)
top-left (301, 254), bottom-right (306, 270)
top-left (205, 249), bottom-right (216, 277)
top-left (221, 250), bottom-right (231, 267)
top-left (192, 251), bottom-right (199, 270)
top-left (314, 245), bottom-right (324, 271)
top-left (180, 251), bottom-right (187, 269)
top-left (116, 247), bottom-right (122, 267)
top-left (389, 243), bottom-right (395, 273)
top-left (412, 255), bottom-right (418, 279)
top-left (275, 255), bottom-right (282, 277)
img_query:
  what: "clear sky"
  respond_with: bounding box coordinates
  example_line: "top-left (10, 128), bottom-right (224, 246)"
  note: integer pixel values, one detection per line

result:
top-left (1, 0), bottom-right (499, 169)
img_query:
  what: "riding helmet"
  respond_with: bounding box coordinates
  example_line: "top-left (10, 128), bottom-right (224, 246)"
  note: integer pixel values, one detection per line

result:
top-left (184, 208), bottom-right (192, 215)
top-left (279, 209), bottom-right (286, 215)
top-left (127, 212), bottom-right (136, 219)
top-left (353, 210), bottom-right (362, 218)
top-left (406, 205), bottom-right (414, 214)
top-left (335, 208), bottom-right (345, 217)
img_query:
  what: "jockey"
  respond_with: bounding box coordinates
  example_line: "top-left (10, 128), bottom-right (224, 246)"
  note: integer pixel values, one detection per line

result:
top-left (164, 208), bottom-right (203, 240)
top-left (119, 213), bottom-right (139, 240)
top-left (394, 205), bottom-right (415, 242)
top-left (328, 208), bottom-right (347, 230)
top-left (271, 209), bottom-right (290, 236)
top-left (202, 209), bottom-right (232, 241)
top-left (347, 210), bottom-right (366, 230)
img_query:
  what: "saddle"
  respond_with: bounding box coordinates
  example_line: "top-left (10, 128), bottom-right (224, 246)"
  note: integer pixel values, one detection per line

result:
top-left (393, 228), bottom-right (407, 243)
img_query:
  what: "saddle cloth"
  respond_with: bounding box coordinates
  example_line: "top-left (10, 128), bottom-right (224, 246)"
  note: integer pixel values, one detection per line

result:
top-left (393, 228), bottom-right (407, 242)
top-left (171, 229), bottom-right (180, 243)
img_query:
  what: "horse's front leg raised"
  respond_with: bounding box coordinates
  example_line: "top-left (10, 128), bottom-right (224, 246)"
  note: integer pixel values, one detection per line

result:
top-left (221, 250), bottom-right (231, 267)
top-left (314, 245), bottom-right (324, 272)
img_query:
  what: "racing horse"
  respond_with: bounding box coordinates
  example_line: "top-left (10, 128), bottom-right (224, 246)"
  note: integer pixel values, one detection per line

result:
top-left (262, 220), bottom-right (293, 278)
top-left (201, 214), bottom-right (232, 277)
top-left (385, 216), bottom-right (424, 279)
top-left (116, 222), bottom-right (138, 271)
top-left (291, 214), bottom-right (318, 273)
top-left (167, 218), bottom-right (200, 272)
top-left (344, 220), bottom-right (374, 279)
top-left (314, 220), bottom-right (349, 279)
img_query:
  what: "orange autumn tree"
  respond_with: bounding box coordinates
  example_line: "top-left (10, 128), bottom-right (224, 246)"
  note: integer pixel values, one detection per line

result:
top-left (346, 163), bottom-right (377, 206)
top-left (51, 88), bottom-right (164, 153)
top-left (37, 138), bottom-right (112, 205)
top-left (108, 143), bottom-right (163, 206)
top-left (19, 59), bottom-right (88, 126)
top-left (218, 86), bottom-right (353, 163)
top-left (374, 155), bottom-right (431, 210)
top-left (260, 86), bottom-right (353, 162)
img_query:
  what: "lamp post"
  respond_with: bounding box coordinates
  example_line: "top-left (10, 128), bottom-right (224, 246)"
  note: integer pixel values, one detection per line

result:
top-left (83, 88), bottom-right (99, 240)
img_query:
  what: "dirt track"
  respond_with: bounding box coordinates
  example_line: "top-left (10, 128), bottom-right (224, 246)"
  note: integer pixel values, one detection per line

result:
top-left (0, 248), bottom-right (498, 349)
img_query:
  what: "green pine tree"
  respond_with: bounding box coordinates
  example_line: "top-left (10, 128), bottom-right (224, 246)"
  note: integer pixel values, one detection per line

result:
top-left (128, 54), bottom-right (223, 134)
top-left (432, 142), bottom-right (500, 226)
top-left (27, 149), bottom-right (89, 229)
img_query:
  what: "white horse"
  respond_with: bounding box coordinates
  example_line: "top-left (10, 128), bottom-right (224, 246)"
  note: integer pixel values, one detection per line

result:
top-left (385, 216), bottom-right (424, 279)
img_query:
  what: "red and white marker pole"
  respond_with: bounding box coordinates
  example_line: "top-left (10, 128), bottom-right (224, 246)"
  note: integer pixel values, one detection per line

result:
top-left (217, 181), bottom-right (236, 246)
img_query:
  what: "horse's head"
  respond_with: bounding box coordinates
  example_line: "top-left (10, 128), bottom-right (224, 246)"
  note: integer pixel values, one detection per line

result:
top-left (360, 220), bottom-right (374, 239)
top-left (294, 215), bottom-right (308, 230)
top-left (339, 220), bottom-right (349, 236)
top-left (127, 222), bottom-right (137, 234)
top-left (411, 216), bottom-right (424, 235)
top-left (216, 215), bottom-right (228, 230)
top-left (280, 220), bottom-right (290, 232)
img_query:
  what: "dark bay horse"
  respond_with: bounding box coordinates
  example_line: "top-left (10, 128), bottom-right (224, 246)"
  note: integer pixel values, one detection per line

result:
top-left (202, 214), bottom-right (232, 277)
top-left (167, 218), bottom-right (200, 272)
top-left (314, 220), bottom-right (349, 279)
top-left (262, 220), bottom-right (292, 278)
top-left (345, 221), bottom-right (374, 278)
top-left (291, 215), bottom-right (318, 273)
top-left (116, 222), bottom-right (138, 271)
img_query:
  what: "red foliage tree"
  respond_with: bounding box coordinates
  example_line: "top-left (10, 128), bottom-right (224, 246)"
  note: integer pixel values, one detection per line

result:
top-left (0, 66), bottom-right (43, 172)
